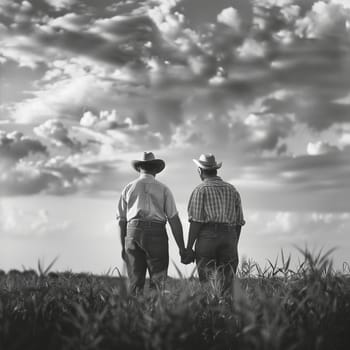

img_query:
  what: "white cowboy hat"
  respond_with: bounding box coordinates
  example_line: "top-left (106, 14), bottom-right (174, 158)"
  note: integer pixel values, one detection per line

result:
top-left (193, 153), bottom-right (222, 169)
top-left (132, 152), bottom-right (165, 173)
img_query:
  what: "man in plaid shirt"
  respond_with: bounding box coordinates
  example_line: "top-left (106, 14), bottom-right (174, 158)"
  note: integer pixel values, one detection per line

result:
top-left (183, 154), bottom-right (245, 292)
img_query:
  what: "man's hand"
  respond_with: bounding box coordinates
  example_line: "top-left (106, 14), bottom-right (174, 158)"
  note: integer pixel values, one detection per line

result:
top-left (181, 248), bottom-right (195, 265)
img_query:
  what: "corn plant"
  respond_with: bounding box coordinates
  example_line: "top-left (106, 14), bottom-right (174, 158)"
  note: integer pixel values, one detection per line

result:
top-left (0, 248), bottom-right (350, 350)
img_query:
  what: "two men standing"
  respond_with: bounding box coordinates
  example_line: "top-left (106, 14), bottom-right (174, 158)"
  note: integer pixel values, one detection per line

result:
top-left (116, 152), bottom-right (245, 294)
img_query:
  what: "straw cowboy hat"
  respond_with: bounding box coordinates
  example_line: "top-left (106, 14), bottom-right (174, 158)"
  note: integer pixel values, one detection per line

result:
top-left (132, 152), bottom-right (165, 173)
top-left (193, 153), bottom-right (222, 169)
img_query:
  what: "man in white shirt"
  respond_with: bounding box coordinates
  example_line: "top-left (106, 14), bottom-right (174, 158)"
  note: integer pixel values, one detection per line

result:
top-left (116, 152), bottom-right (187, 294)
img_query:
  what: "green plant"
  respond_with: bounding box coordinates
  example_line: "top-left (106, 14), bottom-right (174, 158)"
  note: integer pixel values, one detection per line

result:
top-left (0, 248), bottom-right (349, 350)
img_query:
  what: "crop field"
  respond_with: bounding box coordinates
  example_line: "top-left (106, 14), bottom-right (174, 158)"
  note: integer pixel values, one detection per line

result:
top-left (1, 249), bottom-right (350, 350)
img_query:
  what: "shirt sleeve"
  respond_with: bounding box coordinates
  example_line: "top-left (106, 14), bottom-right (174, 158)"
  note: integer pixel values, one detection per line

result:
top-left (116, 187), bottom-right (127, 221)
top-left (164, 187), bottom-right (178, 219)
top-left (188, 187), bottom-right (205, 222)
top-left (235, 191), bottom-right (245, 226)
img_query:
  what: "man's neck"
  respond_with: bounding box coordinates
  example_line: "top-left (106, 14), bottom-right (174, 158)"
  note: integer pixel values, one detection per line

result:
top-left (201, 175), bottom-right (219, 181)
top-left (140, 171), bottom-right (155, 178)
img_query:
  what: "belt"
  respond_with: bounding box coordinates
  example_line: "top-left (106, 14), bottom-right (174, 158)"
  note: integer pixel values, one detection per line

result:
top-left (127, 220), bottom-right (166, 228)
top-left (201, 222), bottom-right (234, 231)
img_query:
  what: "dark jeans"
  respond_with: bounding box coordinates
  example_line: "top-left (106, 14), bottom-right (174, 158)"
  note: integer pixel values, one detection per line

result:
top-left (195, 223), bottom-right (239, 292)
top-left (125, 220), bottom-right (169, 294)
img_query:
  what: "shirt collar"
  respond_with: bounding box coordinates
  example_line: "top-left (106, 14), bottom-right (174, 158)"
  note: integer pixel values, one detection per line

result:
top-left (204, 176), bottom-right (222, 182)
top-left (139, 173), bottom-right (155, 179)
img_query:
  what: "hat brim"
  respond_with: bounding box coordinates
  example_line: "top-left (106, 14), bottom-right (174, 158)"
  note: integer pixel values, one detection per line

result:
top-left (132, 159), bottom-right (165, 173)
top-left (193, 159), bottom-right (222, 169)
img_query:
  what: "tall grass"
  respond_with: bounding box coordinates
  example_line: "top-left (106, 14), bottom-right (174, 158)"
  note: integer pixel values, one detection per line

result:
top-left (0, 249), bottom-right (349, 350)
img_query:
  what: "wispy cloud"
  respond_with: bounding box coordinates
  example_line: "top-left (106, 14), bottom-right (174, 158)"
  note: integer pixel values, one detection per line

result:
top-left (0, 201), bottom-right (71, 237)
top-left (247, 210), bottom-right (350, 239)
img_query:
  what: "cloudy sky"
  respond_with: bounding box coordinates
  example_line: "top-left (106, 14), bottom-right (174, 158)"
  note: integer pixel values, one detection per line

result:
top-left (1, 0), bottom-right (350, 275)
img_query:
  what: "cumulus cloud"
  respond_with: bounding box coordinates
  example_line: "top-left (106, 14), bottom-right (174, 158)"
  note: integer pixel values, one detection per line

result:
top-left (295, 2), bottom-right (348, 39)
top-left (80, 110), bottom-right (130, 131)
top-left (280, 4), bottom-right (301, 24)
top-left (148, 0), bottom-right (185, 38)
top-left (1, 0), bottom-right (350, 204)
top-left (0, 156), bottom-right (92, 196)
top-left (236, 38), bottom-right (268, 61)
top-left (241, 113), bottom-right (293, 153)
top-left (332, 0), bottom-right (350, 9)
top-left (4, 0), bottom-right (349, 137)
top-left (307, 141), bottom-right (339, 155)
top-left (217, 7), bottom-right (242, 32)
top-left (11, 75), bottom-right (115, 123)
top-left (0, 163), bottom-right (56, 196)
top-left (338, 124), bottom-right (350, 146)
top-left (0, 129), bottom-right (96, 196)
top-left (0, 130), bottom-right (47, 164)
top-left (75, 121), bottom-right (164, 153)
top-left (77, 108), bottom-right (167, 154)
top-left (0, 2), bottom-right (164, 69)
top-left (34, 119), bottom-right (81, 150)
top-left (169, 109), bottom-right (293, 157)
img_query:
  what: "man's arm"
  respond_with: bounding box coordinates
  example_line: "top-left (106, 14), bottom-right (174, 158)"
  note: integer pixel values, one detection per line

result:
top-left (236, 225), bottom-right (242, 242)
top-left (117, 219), bottom-right (127, 261)
top-left (184, 186), bottom-right (204, 263)
top-left (116, 186), bottom-right (128, 260)
top-left (168, 214), bottom-right (186, 256)
top-left (164, 187), bottom-right (186, 256)
top-left (187, 221), bottom-right (202, 250)
top-left (187, 186), bottom-right (204, 250)
top-left (234, 191), bottom-right (244, 243)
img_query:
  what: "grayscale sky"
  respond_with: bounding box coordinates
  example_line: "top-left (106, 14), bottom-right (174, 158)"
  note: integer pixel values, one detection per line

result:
top-left (1, 0), bottom-right (350, 275)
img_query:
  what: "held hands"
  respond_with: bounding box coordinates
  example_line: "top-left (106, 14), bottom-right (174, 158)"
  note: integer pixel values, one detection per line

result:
top-left (180, 248), bottom-right (195, 265)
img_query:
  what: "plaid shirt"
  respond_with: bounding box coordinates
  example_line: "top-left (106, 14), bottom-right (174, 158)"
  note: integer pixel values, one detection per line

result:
top-left (188, 176), bottom-right (245, 225)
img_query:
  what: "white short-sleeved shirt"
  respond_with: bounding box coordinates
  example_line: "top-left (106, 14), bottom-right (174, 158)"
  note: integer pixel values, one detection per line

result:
top-left (116, 174), bottom-right (178, 223)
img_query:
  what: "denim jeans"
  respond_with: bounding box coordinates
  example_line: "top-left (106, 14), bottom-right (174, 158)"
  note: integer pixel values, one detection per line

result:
top-left (195, 223), bottom-right (239, 292)
top-left (125, 221), bottom-right (168, 294)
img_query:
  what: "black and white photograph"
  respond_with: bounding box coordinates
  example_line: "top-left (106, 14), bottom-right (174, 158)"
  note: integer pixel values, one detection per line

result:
top-left (1, 0), bottom-right (350, 349)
